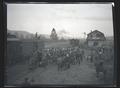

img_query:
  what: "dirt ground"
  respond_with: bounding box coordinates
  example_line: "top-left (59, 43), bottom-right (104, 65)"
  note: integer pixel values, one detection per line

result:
top-left (6, 58), bottom-right (108, 85)
top-left (6, 40), bottom-right (114, 86)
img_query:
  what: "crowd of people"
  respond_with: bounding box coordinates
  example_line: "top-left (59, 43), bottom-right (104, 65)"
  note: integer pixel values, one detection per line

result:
top-left (28, 45), bottom-right (114, 82)
top-left (43, 47), bottom-right (84, 71)
top-left (28, 47), bottom-right (84, 71)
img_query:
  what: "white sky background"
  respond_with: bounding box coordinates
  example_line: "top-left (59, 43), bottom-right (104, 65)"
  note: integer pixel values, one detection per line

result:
top-left (7, 3), bottom-right (113, 38)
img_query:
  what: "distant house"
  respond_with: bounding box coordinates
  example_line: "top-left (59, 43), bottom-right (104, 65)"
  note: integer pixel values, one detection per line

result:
top-left (7, 33), bottom-right (22, 66)
top-left (86, 30), bottom-right (106, 47)
top-left (69, 39), bottom-right (79, 46)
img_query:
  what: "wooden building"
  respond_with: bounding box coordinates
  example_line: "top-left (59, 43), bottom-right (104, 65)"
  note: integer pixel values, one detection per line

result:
top-left (7, 33), bottom-right (22, 66)
top-left (86, 30), bottom-right (106, 47)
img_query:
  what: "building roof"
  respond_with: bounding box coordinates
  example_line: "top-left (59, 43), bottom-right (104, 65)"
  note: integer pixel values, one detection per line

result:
top-left (87, 30), bottom-right (106, 41)
top-left (7, 33), bottom-right (20, 41)
top-left (7, 38), bottom-right (20, 41)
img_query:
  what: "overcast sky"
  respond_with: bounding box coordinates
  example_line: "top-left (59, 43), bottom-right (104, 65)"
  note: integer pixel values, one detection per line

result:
top-left (7, 3), bottom-right (113, 38)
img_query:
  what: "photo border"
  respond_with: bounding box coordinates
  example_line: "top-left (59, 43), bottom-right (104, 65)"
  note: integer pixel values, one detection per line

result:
top-left (1, 0), bottom-right (120, 88)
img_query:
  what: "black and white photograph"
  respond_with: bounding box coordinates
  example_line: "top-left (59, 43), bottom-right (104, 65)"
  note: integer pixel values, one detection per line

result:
top-left (6, 3), bottom-right (114, 86)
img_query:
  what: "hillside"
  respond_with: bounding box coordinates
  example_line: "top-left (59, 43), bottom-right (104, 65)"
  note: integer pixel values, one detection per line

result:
top-left (7, 30), bottom-right (50, 39)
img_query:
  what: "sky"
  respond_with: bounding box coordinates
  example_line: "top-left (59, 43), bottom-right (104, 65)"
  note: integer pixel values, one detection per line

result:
top-left (7, 3), bottom-right (114, 38)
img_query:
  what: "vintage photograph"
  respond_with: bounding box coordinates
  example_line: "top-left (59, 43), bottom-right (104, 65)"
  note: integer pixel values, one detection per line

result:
top-left (6, 3), bottom-right (114, 85)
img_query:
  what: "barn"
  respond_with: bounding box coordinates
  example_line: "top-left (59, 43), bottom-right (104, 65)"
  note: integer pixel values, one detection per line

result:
top-left (86, 30), bottom-right (106, 47)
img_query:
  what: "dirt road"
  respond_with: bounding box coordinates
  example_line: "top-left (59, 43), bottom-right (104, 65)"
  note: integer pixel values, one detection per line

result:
top-left (12, 59), bottom-right (105, 85)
